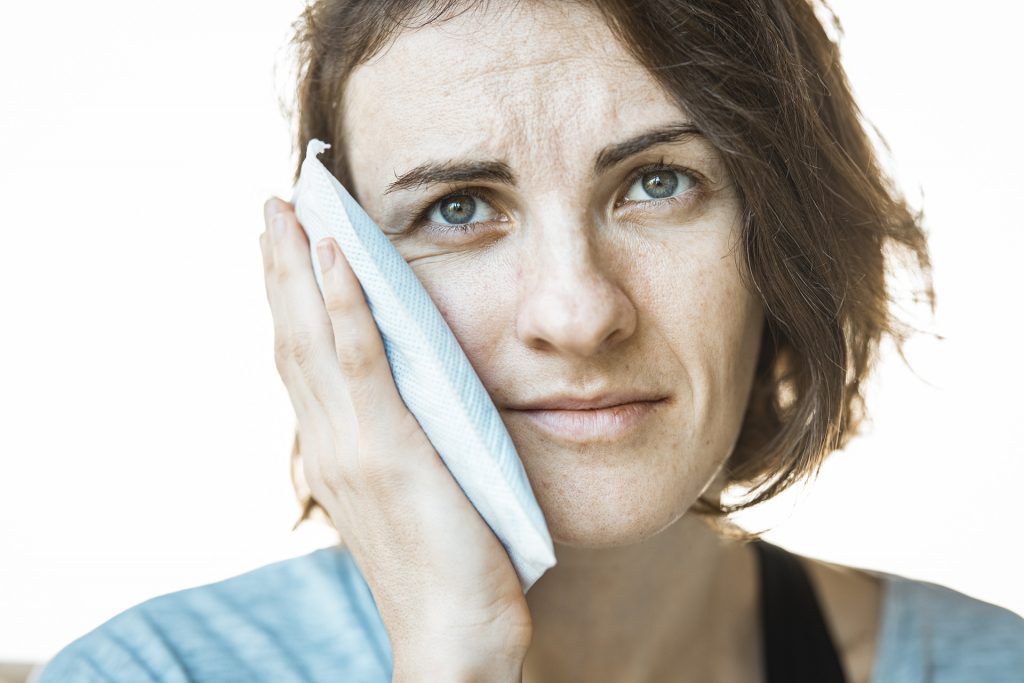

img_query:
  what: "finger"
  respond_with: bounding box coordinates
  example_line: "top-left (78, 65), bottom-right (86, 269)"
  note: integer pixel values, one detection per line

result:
top-left (260, 204), bottom-right (349, 490)
top-left (266, 205), bottom-right (355, 420)
top-left (260, 219), bottom-right (329, 420)
top-left (314, 236), bottom-right (424, 450)
top-left (263, 196), bottom-right (336, 407)
top-left (263, 196), bottom-right (289, 232)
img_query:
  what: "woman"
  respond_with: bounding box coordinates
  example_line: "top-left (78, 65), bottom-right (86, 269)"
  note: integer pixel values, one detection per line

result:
top-left (36, 1), bottom-right (1024, 681)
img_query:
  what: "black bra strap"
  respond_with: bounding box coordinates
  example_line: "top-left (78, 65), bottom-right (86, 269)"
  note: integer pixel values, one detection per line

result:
top-left (752, 539), bottom-right (847, 683)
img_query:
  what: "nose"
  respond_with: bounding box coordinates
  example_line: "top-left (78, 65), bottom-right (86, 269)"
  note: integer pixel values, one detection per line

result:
top-left (515, 216), bottom-right (638, 357)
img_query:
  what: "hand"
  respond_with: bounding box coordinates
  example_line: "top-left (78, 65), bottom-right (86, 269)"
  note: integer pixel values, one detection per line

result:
top-left (260, 197), bottom-right (532, 678)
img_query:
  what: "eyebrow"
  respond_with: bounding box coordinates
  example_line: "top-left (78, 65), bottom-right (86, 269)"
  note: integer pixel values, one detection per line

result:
top-left (382, 122), bottom-right (703, 195)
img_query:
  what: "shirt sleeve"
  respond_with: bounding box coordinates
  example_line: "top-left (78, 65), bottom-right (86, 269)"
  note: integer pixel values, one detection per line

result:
top-left (33, 548), bottom-right (394, 683)
top-left (34, 605), bottom-right (191, 683)
top-left (872, 573), bottom-right (1024, 683)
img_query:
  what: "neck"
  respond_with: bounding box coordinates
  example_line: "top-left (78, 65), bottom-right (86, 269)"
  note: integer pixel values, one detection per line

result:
top-left (521, 512), bottom-right (760, 683)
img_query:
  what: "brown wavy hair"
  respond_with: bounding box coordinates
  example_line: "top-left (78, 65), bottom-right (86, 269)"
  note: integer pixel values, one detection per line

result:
top-left (279, 0), bottom-right (934, 535)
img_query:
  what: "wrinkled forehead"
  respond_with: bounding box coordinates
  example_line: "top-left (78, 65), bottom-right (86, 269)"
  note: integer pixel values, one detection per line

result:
top-left (341, 2), bottom-right (686, 198)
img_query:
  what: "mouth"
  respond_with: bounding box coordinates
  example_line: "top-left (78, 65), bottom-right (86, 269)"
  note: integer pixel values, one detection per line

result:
top-left (509, 398), bottom-right (668, 443)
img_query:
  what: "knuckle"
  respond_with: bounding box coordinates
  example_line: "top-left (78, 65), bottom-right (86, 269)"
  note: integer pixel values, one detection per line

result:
top-left (337, 344), bottom-right (377, 380)
top-left (307, 422), bottom-right (419, 506)
top-left (273, 338), bottom-right (292, 378)
top-left (288, 328), bottom-right (320, 372)
top-left (273, 254), bottom-right (293, 279)
top-left (273, 329), bottom-right (290, 364)
top-left (322, 284), bottom-right (359, 316)
top-left (273, 349), bottom-right (290, 380)
top-left (274, 326), bottom-right (326, 384)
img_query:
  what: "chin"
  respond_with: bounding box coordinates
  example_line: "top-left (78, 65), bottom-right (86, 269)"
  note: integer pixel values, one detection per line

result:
top-left (529, 464), bottom-right (708, 549)
top-left (548, 517), bottom-right (681, 549)
top-left (510, 417), bottom-right (734, 549)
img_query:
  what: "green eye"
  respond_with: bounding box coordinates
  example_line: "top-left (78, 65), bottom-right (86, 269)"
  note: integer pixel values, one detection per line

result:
top-left (625, 169), bottom-right (693, 201)
top-left (429, 192), bottom-right (498, 226)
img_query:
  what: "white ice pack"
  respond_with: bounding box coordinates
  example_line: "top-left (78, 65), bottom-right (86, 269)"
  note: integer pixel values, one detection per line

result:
top-left (289, 139), bottom-right (556, 592)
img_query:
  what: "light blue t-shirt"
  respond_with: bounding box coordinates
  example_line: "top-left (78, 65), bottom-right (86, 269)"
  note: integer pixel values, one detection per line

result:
top-left (34, 546), bottom-right (1024, 682)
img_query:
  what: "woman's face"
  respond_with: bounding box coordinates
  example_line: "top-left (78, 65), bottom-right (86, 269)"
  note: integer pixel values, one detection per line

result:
top-left (342, 2), bottom-right (764, 547)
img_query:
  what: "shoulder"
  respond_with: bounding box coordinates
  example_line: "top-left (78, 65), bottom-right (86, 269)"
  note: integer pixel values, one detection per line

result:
top-left (797, 555), bottom-right (886, 683)
top-left (797, 553), bottom-right (1024, 683)
top-left (35, 547), bottom-right (393, 683)
top-left (870, 569), bottom-right (1024, 682)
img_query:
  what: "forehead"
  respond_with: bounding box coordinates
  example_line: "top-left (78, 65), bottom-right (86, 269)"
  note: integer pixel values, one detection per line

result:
top-left (342, 2), bottom-right (686, 189)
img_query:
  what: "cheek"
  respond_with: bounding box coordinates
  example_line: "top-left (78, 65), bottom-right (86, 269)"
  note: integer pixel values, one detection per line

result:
top-left (636, 238), bottom-right (763, 432)
top-left (405, 255), bottom-right (513, 376)
top-left (636, 236), bottom-right (757, 352)
top-left (405, 231), bottom-right (762, 428)
top-left (683, 258), bottom-right (760, 368)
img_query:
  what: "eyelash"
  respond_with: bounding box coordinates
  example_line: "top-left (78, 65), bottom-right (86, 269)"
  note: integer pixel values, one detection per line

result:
top-left (413, 157), bottom-right (706, 235)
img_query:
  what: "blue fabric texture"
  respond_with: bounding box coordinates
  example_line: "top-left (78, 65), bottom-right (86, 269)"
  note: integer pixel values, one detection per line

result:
top-left (36, 546), bottom-right (1024, 682)
top-left (866, 569), bottom-right (1024, 682)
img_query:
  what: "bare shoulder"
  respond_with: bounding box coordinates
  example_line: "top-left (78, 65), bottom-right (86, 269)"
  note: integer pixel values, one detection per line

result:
top-left (797, 554), bottom-right (885, 683)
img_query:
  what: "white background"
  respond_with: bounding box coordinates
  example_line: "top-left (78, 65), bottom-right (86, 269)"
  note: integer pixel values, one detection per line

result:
top-left (1, 0), bottom-right (1022, 664)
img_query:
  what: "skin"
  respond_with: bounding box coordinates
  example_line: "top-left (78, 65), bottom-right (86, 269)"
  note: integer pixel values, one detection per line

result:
top-left (262, 1), bottom-right (884, 681)
top-left (344, 2), bottom-right (761, 554)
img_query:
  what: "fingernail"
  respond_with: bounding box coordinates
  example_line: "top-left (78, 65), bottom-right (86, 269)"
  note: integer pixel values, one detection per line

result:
top-left (317, 238), bottom-right (336, 272)
top-left (272, 214), bottom-right (288, 242)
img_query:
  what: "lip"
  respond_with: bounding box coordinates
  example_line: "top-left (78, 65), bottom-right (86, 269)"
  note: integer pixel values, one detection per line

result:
top-left (509, 390), bottom-right (667, 411)
top-left (511, 399), bottom-right (666, 443)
